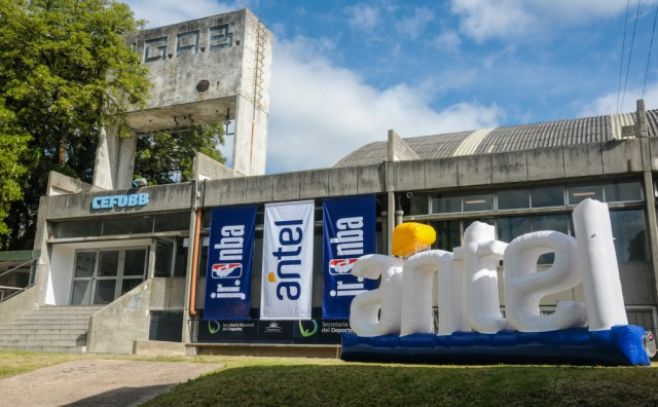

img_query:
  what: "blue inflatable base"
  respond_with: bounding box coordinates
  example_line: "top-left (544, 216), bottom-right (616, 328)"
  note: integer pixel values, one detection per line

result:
top-left (340, 325), bottom-right (650, 366)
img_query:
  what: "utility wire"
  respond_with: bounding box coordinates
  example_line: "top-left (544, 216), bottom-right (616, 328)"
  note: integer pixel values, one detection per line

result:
top-left (621, 0), bottom-right (642, 112)
top-left (643, 3), bottom-right (658, 97)
top-left (617, 0), bottom-right (632, 113)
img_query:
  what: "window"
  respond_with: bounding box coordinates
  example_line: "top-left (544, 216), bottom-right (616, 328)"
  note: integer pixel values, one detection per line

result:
top-left (497, 217), bottom-right (530, 243)
top-left (609, 210), bottom-right (648, 263)
top-left (429, 220), bottom-right (461, 251)
top-left (604, 181), bottom-right (643, 202)
top-left (154, 213), bottom-right (190, 232)
top-left (431, 195), bottom-right (461, 214)
top-left (55, 221), bottom-right (102, 238)
top-left (498, 189), bottom-right (529, 210)
top-left (531, 186), bottom-right (564, 207)
top-left (103, 216), bottom-right (153, 235)
top-left (409, 193), bottom-right (429, 215)
top-left (54, 213), bottom-right (191, 239)
top-left (70, 248), bottom-right (148, 305)
top-left (462, 193), bottom-right (494, 212)
top-left (568, 185), bottom-right (603, 205)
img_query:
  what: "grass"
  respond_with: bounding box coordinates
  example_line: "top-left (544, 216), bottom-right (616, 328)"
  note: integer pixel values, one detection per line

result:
top-left (143, 358), bottom-right (658, 407)
top-left (2, 350), bottom-right (657, 406)
top-left (0, 349), bottom-right (95, 379)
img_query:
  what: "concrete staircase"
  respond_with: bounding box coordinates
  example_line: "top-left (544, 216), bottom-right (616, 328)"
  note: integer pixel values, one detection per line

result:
top-left (0, 306), bottom-right (101, 352)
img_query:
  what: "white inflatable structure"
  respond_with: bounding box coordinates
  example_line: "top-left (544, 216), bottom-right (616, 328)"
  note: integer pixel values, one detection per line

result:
top-left (348, 199), bottom-right (629, 336)
top-left (349, 254), bottom-right (404, 337)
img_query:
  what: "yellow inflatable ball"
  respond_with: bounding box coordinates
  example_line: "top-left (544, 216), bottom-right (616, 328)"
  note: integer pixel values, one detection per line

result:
top-left (392, 222), bottom-right (437, 257)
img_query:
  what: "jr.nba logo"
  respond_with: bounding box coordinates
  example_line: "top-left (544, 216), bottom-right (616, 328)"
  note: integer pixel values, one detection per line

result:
top-left (328, 258), bottom-right (358, 275)
top-left (211, 263), bottom-right (242, 279)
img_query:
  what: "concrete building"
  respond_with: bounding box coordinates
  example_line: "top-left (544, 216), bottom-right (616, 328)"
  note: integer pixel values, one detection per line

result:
top-left (0, 11), bottom-right (657, 357)
top-left (1, 99), bottom-right (657, 356)
top-left (93, 9), bottom-right (272, 190)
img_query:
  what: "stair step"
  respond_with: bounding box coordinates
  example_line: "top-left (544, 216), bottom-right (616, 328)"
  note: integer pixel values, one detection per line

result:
top-left (0, 306), bottom-right (98, 353)
top-left (0, 339), bottom-right (87, 346)
top-left (12, 317), bottom-right (92, 324)
top-left (0, 333), bottom-right (86, 341)
top-left (0, 344), bottom-right (86, 353)
top-left (0, 327), bottom-right (88, 335)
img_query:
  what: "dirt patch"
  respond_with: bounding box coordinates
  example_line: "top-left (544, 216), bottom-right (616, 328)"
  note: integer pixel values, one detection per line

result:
top-left (0, 359), bottom-right (220, 406)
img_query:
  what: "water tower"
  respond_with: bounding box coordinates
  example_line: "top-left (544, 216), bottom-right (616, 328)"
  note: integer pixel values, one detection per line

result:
top-left (93, 9), bottom-right (272, 189)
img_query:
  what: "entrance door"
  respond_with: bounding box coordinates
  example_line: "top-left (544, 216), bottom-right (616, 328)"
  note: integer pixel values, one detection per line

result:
top-left (70, 248), bottom-right (148, 305)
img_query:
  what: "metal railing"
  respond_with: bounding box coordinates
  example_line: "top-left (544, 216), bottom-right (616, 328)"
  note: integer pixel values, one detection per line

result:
top-left (0, 258), bottom-right (37, 303)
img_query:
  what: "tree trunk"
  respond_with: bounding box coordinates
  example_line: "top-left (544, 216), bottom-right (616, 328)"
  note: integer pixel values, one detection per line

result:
top-left (58, 134), bottom-right (66, 165)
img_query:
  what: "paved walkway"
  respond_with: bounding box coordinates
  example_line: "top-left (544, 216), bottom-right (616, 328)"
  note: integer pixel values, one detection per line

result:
top-left (0, 359), bottom-right (219, 406)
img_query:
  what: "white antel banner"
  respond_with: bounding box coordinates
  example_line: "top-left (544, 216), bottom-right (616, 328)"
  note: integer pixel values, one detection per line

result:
top-left (260, 200), bottom-right (315, 320)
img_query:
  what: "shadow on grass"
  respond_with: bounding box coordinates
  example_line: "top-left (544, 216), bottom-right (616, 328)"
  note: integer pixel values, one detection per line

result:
top-left (67, 384), bottom-right (173, 407)
top-left (142, 364), bottom-right (658, 407)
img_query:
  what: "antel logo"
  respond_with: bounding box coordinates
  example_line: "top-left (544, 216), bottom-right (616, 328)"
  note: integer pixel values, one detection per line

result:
top-left (328, 258), bottom-right (358, 275)
top-left (211, 263), bottom-right (242, 279)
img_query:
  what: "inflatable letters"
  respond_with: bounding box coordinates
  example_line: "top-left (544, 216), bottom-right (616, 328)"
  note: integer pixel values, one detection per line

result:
top-left (342, 199), bottom-right (651, 365)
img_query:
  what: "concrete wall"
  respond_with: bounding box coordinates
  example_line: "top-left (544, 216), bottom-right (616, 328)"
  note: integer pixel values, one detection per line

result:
top-left (193, 152), bottom-right (239, 181)
top-left (47, 171), bottom-right (102, 196)
top-left (45, 182), bottom-right (194, 221)
top-left (0, 286), bottom-right (39, 327)
top-left (88, 279), bottom-right (152, 353)
top-left (46, 138), bottom-right (646, 219)
top-left (150, 277), bottom-right (186, 310)
top-left (127, 10), bottom-right (247, 112)
top-left (87, 277), bottom-right (184, 353)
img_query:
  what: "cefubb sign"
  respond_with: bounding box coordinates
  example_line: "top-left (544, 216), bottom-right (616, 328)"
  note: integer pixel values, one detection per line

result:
top-left (91, 193), bottom-right (149, 210)
top-left (341, 199), bottom-right (651, 365)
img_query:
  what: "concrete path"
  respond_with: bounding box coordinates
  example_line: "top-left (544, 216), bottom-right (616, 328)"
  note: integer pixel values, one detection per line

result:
top-left (0, 359), bottom-right (220, 406)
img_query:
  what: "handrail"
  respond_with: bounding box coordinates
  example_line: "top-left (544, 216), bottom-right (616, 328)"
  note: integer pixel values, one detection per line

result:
top-left (0, 257), bottom-right (38, 304)
top-left (188, 208), bottom-right (202, 316)
top-left (0, 257), bottom-right (37, 280)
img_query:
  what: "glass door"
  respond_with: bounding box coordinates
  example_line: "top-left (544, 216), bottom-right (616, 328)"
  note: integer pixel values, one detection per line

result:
top-left (71, 247), bottom-right (148, 305)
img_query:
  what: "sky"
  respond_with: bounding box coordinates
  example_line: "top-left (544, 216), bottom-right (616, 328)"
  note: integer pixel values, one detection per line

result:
top-left (124, 0), bottom-right (658, 174)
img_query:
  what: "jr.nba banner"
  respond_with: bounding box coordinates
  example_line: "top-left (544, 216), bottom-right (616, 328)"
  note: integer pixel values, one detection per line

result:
top-left (260, 200), bottom-right (315, 320)
top-left (322, 195), bottom-right (377, 320)
top-left (203, 205), bottom-right (256, 321)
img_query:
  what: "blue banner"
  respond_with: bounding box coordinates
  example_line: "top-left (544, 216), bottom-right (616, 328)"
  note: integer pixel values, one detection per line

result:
top-left (203, 205), bottom-right (256, 321)
top-left (323, 195), bottom-right (377, 320)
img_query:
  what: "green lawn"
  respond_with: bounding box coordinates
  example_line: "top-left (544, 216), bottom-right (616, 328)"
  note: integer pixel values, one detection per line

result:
top-left (0, 349), bottom-right (93, 379)
top-left (144, 358), bottom-right (658, 407)
top-left (2, 350), bottom-right (657, 406)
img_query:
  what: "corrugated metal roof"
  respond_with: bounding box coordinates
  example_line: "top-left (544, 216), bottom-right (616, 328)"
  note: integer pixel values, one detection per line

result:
top-left (333, 109), bottom-right (655, 167)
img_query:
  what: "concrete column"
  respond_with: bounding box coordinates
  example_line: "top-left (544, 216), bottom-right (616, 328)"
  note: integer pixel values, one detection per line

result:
top-left (32, 196), bottom-right (51, 306)
top-left (92, 124), bottom-right (137, 190)
top-left (92, 125), bottom-right (119, 190)
top-left (636, 99), bottom-right (658, 303)
top-left (116, 135), bottom-right (137, 190)
top-left (233, 95), bottom-right (267, 176)
top-left (387, 192), bottom-right (395, 255)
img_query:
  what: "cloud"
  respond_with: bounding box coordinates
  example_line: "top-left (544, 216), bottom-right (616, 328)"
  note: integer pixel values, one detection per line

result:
top-left (267, 37), bottom-right (503, 173)
top-left (123, 0), bottom-right (243, 28)
top-left (396, 7), bottom-right (435, 40)
top-left (431, 31), bottom-right (461, 52)
top-left (347, 4), bottom-right (380, 32)
top-left (450, 0), bottom-right (658, 42)
top-left (581, 82), bottom-right (658, 116)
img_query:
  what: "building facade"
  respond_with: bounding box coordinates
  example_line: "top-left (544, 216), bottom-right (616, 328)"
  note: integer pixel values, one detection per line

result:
top-left (0, 101), bottom-right (656, 355)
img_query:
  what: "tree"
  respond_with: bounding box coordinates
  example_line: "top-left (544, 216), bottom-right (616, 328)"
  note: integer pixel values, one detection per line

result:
top-left (0, 0), bottom-right (150, 249)
top-left (135, 123), bottom-right (225, 185)
top-left (0, 101), bottom-right (31, 238)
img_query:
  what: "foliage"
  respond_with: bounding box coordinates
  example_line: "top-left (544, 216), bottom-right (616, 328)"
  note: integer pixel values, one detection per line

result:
top-left (0, 0), bottom-right (149, 249)
top-left (135, 123), bottom-right (225, 185)
top-left (0, 101), bottom-right (31, 237)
